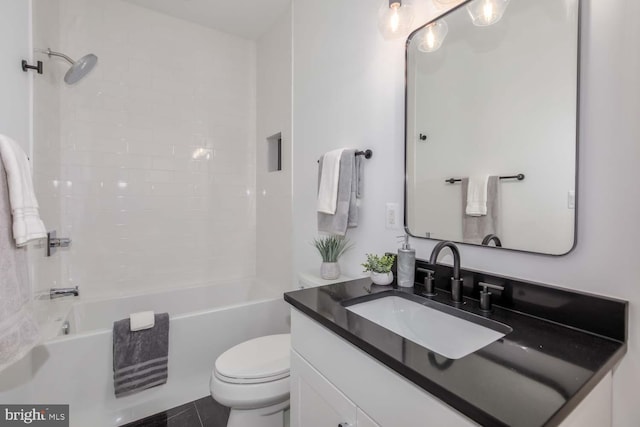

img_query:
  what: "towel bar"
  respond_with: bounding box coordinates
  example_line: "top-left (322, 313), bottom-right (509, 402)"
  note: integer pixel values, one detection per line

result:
top-left (445, 174), bottom-right (525, 184)
top-left (317, 149), bottom-right (373, 163)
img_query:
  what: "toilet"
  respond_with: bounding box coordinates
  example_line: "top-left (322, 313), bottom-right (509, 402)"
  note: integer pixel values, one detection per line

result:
top-left (210, 334), bottom-right (291, 427)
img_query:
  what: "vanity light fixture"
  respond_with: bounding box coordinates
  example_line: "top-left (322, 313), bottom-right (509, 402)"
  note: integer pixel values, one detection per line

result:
top-left (378, 0), bottom-right (415, 40)
top-left (417, 19), bottom-right (449, 53)
top-left (433, 0), bottom-right (462, 10)
top-left (466, 0), bottom-right (510, 26)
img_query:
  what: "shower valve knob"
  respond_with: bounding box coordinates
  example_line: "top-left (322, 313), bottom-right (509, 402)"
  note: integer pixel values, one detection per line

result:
top-left (50, 237), bottom-right (71, 248)
top-left (47, 231), bottom-right (71, 256)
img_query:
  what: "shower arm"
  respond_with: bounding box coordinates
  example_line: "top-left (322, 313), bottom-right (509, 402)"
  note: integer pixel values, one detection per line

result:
top-left (40, 48), bottom-right (75, 65)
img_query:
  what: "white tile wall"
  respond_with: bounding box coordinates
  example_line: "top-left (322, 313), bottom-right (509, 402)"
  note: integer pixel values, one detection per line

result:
top-left (256, 7), bottom-right (293, 292)
top-left (30, 0), bottom-right (64, 292)
top-left (32, 0), bottom-right (257, 297)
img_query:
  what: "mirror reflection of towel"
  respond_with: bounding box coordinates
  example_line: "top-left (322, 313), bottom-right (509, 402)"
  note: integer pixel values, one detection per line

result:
top-left (462, 176), bottom-right (499, 244)
top-left (465, 175), bottom-right (489, 216)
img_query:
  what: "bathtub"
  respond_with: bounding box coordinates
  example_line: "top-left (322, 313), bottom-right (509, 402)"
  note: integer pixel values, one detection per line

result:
top-left (0, 279), bottom-right (290, 426)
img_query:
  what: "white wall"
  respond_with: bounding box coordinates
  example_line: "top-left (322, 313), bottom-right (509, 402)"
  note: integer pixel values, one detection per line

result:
top-left (292, 0), bottom-right (640, 425)
top-left (33, 0), bottom-right (257, 297)
top-left (29, 0), bottom-right (64, 292)
top-left (292, 0), bottom-right (418, 280)
top-left (256, 6), bottom-right (293, 292)
top-left (0, 0), bottom-right (31, 154)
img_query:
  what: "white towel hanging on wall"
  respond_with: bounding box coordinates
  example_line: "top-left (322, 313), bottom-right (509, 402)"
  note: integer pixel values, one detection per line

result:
top-left (0, 134), bottom-right (47, 246)
top-left (317, 148), bottom-right (345, 214)
top-left (0, 154), bottom-right (41, 372)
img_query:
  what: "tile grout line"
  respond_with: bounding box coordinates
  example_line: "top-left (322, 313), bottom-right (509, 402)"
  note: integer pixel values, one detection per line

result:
top-left (194, 401), bottom-right (204, 427)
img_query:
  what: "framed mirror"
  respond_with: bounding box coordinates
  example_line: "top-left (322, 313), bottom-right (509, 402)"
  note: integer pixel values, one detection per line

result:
top-left (405, 0), bottom-right (580, 255)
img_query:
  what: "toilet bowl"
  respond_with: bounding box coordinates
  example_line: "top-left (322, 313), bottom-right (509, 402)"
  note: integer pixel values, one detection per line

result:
top-left (210, 334), bottom-right (291, 427)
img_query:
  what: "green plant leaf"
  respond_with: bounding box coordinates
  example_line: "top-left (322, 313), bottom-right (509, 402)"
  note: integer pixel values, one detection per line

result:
top-left (361, 253), bottom-right (395, 273)
top-left (312, 235), bottom-right (353, 262)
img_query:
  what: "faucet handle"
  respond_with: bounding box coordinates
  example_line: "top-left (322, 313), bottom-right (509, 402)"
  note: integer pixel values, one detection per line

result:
top-left (417, 267), bottom-right (434, 278)
top-left (479, 282), bottom-right (504, 293)
top-left (417, 268), bottom-right (436, 296)
top-left (478, 282), bottom-right (504, 312)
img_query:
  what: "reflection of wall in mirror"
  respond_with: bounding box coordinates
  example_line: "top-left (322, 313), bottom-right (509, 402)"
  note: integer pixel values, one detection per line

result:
top-left (407, 0), bottom-right (577, 254)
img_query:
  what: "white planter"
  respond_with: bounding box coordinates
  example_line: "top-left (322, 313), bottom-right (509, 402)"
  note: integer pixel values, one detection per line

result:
top-left (320, 262), bottom-right (340, 280)
top-left (371, 271), bottom-right (394, 286)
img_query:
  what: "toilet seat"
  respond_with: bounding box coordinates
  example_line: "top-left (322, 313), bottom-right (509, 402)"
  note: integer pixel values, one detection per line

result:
top-left (214, 334), bottom-right (290, 385)
top-left (215, 369), bottom-right (289, 384)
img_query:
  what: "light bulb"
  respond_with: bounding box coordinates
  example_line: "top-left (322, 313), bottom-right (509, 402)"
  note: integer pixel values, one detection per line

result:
top-left (426, 29), bottom-right (435, 50)
top-left (378, 0), bottom-right (415, 40)
top-left (483, 2), bottom-right (494, 21)
top-left (390, 4), bottom-right (400, 33)
top-left (466, 0), bottom-right (510, 27)
top-left (417, 19), bottom-right (448, 53)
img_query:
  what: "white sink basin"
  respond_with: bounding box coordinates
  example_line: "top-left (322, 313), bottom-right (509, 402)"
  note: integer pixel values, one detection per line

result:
top-left (345, 295), bottom-right (509, 359)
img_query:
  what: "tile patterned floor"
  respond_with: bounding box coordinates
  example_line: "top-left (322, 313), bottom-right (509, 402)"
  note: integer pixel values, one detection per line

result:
top-left (122, 396), bottom-right (230, 427)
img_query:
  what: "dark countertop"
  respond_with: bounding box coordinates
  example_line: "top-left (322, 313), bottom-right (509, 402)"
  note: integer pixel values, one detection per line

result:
top-left (284, 276), bottom-right (627, 427)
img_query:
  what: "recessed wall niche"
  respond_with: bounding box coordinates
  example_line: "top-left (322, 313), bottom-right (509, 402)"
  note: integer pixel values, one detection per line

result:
top-left (266, 132), bottom-right (282, 172)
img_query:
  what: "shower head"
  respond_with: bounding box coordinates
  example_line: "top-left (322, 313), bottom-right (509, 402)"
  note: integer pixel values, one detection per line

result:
top-left (45, 49), bottom-right (98, 84)
top-left (64, 53), bottom-right (98, 84)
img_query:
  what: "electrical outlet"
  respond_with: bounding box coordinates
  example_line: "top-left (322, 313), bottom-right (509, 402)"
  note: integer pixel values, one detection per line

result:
top-left (386, 203), bottom-right (400, 229)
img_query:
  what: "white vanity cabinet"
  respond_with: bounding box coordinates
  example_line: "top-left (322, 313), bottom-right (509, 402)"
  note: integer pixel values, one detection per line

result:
top-left (291, 350), bottom-right (380, 427)
top-left (290, 309), bottom-right (477, 427)
top-left (356, 409), bottom-right (381, 427)
top-left (289, 308), bottom-right (613, 427)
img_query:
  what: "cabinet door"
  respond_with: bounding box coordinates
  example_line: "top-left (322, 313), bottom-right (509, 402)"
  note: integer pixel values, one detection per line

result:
top-left (357, 408), bottom-right (381, 427)
top-left (291, 350), bottom-right (357, 427)
top-left (558, 373), bottom-right (612, 427)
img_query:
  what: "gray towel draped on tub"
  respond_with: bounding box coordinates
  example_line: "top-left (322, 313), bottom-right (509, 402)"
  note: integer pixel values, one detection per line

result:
top-left (317, 149), bottom-right (362, 235)
top-left (113, 313), bottom-right (169, 397)
top-left (462, 176), bottom-right (500, 244)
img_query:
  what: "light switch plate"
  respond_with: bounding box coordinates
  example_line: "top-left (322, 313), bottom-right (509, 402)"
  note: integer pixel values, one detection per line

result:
top-left (386, 203), bottom-right (400, 229)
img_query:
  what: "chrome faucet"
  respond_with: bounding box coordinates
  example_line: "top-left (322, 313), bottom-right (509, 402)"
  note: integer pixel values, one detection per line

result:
top-left (50, 286), bottom-right (79, 299)
top-left (429, 241), bottom-right (463, 303)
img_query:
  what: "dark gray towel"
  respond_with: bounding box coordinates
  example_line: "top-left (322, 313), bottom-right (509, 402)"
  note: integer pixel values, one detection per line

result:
top-left (113, 313), bottom-right (169, 398)
top-left (355, 154), bottom-right (364, 199)
top-left (462, 176), bottom-right (500, 244)
top-left (317, 149), bottom-right (359, 235)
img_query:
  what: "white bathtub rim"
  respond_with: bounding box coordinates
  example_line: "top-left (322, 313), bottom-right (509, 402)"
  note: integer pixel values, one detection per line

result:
top-left (35, 275), bottom-right (285, 340)
top-left (45, 294), bottom-right (283, 343)
top-left (62, 274), bottom-right (267, 305)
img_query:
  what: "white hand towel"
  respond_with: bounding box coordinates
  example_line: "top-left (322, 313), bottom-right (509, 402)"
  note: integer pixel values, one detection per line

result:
top-left (0, 135), bottom-right (47, 246)
top-left (465, 175), bottom-right (490, 216)
top-left (130, 311), bottom-right (155, 332)
top-left (317, 148), bottom-right (346, 214)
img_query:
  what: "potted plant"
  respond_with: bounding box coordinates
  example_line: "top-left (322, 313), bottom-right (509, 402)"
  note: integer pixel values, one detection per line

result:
top-left (312, 235), bottom-right (353, 280)
top-left (362, 253), bottom-right (396, 285)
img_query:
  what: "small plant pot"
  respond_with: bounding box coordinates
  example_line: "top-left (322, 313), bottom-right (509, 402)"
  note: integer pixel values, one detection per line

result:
top-left (320, 262), bottom-right (340, 280)
top-left (371, 271), bottom-right (394, 286)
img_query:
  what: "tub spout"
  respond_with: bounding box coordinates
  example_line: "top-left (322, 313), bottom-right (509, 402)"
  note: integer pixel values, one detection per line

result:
top-left (50, 286), bottom-right (79, 299)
